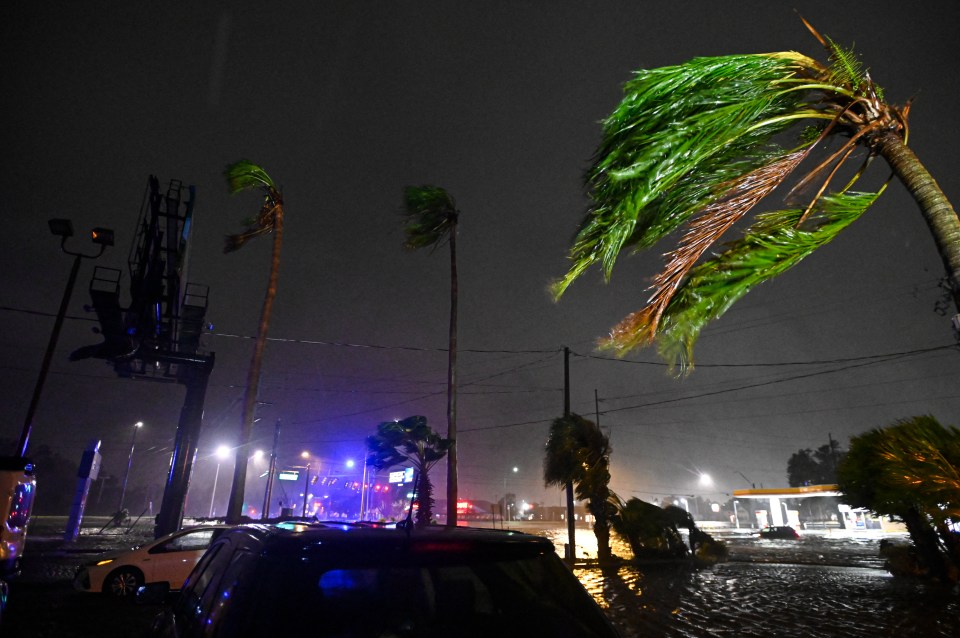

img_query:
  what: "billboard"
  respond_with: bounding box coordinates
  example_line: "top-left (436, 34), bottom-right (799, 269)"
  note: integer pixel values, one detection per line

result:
top-left (388, 467), bottom-right (414, 484)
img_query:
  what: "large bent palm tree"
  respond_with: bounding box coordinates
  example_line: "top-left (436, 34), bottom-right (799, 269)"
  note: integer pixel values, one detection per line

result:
top-left (401, 186), bottom-right (460, 525)
top-left (222, 160), bottom-right (284, 523)
top-left (554, 21), bottom-right (960, 370)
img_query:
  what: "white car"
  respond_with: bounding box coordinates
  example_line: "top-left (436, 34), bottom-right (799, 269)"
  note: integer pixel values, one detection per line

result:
top-left (74, 525), bottom-right (228, 598)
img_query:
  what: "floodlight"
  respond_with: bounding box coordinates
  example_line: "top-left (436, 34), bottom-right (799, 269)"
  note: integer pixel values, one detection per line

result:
top-left (48, 218), bottom-right (75, 238)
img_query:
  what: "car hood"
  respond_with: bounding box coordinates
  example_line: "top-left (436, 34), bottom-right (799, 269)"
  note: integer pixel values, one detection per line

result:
top-left (81, 546), bottom-right (140, 566)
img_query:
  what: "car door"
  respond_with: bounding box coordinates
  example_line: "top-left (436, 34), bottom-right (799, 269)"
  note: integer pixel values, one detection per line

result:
top-left (147, 528), bottom-right (219, 588)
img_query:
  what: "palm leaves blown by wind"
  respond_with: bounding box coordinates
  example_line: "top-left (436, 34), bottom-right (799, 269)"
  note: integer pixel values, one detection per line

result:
top-left (553, 24), bottom-right (944, 371)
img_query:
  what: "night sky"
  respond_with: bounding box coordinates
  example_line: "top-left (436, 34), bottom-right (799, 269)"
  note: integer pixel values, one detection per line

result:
top-left (3, 1), bottom-right (959, 516)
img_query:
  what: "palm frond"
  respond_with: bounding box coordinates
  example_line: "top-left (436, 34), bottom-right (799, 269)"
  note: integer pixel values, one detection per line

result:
top-left (225, 160), bottom-right (278, 194)
top-left (603, 190), bottom-right (880, 370)
top-left (223, 160), bottom-right (283, 254)
top-left (628, 149), bottom-right (810, 345)
top-left (553, 53), bottom-right (820, 297)
top-left (402, 185), bottom-right (457, 250)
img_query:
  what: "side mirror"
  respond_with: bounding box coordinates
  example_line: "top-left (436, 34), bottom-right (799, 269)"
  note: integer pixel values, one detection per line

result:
top-left (136, 581), bottom-right (173, 605)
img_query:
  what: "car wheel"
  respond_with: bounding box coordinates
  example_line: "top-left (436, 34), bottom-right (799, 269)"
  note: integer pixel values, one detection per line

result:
top-left (103, 567), bottom-right (144, 599)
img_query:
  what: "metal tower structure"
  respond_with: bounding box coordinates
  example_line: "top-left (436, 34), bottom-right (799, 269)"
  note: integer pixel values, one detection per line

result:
top-left (74, 176), bottom-right (214, 538)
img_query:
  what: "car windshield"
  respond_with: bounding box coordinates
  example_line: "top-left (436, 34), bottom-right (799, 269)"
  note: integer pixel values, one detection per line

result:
top-left (219, 547), bottom-right (616, 637)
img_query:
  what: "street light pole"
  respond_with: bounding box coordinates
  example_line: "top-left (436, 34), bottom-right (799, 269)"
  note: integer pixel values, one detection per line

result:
top-left (261, 419), bottom-right (281, 520)
top-left (17, 219), bottom-right (113, 457)
top-left (118, 421), bottom-right (143, 512)
top-left (359, 458), bottom-right (368, 521)
top-left (301, 463), bottom-right (312, 518)
top-left (208, 445), bottom-right (230, 518)
top-left (209, 463), bottom-right (222, 518)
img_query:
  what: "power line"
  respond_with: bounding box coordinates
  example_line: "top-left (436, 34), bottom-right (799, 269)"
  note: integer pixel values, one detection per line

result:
top-left (571, 343), bottom-right (957, 369)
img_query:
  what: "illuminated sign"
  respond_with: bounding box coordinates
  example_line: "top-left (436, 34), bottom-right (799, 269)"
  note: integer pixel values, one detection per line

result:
top-left (278, 470), bottom-right (299, 481)
top-left (388, 467), bottom-right (414, 484)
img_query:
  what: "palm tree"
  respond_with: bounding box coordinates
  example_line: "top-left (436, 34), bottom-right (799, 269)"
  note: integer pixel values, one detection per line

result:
top-left (366, 415), bottom-right (451, 528)
top-left (401, 186), bottom-right (460, 524)
top-left (543, 413), bottom-right (615, 562)
top-left (838, 415), bottom-right (960, 582)
top-left (553, 20), bottom-right (960, 370)
top-left (610, 497), bottom-right (688, 559)
top-left (222, 160), bottom-right (284, 523)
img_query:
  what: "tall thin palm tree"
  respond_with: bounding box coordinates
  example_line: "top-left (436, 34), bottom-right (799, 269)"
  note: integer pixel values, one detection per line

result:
top-left (543, 413), bottom-right (615, 562)
top-left (222, 160), bottom-right (284, 523)
top-left (401, 185), bottom-right (460, 525)
top-left (554, 20), bottom-right (960, 370)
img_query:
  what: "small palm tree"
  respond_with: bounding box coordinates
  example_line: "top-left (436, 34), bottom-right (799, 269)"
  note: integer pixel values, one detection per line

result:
top-left (610, 497), bottom-right (687, 559)
top-left (543, 413), bottom-right (616, 562)
top-left (222, 160), bottom-right (284, 523)
top-left (554, 20), bottom-right (960, 370)
top-left (838, 415), bottom-right (960, 582)
top-left (401, 186), bottom-right (460, 524)
top-left (366, 415), bottom-right (451, 528)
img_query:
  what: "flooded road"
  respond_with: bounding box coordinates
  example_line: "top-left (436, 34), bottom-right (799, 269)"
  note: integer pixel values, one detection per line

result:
top-left (533, 524), bottom-right (960, 637)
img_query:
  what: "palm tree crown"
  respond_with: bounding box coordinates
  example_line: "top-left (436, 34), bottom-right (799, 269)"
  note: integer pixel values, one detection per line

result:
top-left (554, 21), bottom-right (960, 370)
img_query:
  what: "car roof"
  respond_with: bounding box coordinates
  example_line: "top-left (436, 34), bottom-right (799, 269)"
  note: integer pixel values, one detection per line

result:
top-left (217, 522), bottom-right (555, 559)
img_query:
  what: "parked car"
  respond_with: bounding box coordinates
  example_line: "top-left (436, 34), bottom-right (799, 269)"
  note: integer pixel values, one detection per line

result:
top-left (143, 522), bottom-right (621, 637)
top-left (74, 525), bottom-right (229, 598)
top-left (757, 525), bottom-right (800, 539)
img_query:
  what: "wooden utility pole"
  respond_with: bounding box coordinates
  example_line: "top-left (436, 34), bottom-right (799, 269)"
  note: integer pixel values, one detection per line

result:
top-left (563, 347), bottom-right (575, 564)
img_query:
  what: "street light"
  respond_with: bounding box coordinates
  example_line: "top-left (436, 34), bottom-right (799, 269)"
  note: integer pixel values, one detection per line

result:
top-left (117, 421), bottom-right (143, 513)
top-left (208, 445), bottom-right (231, 518)
top-left (17, 218), bottom-right (114, 457)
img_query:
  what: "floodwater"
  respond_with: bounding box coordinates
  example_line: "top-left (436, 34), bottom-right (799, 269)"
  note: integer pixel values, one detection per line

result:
top-left (534, 524), bottom-right (960, 637)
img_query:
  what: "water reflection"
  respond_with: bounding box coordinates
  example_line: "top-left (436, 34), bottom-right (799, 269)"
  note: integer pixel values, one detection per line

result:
top-left (532, 525), bottom-right (960, 637)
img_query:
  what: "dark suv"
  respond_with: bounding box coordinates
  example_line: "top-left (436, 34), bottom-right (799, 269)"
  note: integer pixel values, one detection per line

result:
top-left (146, 521), bottom-right (620, 637)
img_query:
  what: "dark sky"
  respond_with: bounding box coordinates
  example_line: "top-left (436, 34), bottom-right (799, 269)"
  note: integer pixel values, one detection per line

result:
top-left (3, 1), bottom-right (959, 515)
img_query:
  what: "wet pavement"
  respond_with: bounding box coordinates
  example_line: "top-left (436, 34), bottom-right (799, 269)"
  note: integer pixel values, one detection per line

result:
top-left (3, 517), bottom-right (959, 637)
top-left (541, 525), bottom-right (960, 637)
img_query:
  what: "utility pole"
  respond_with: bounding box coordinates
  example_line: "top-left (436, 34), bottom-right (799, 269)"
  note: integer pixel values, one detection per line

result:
top-left (261, 419), bottom-right (281, 520)
top-left (594, 389), bottom-right (600, 427)
top-left (827, 432), bottom-right (837, 481)
top-left (563, 346), bottom-right (575, 564)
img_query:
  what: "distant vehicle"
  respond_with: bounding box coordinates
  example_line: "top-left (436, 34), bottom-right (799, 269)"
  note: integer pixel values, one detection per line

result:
top-left (143, 522), bottom-right (622, 637)
top-left (74, 525), bottom-right (229, 598)
top-left (757, 525), bottom-right (800, 540)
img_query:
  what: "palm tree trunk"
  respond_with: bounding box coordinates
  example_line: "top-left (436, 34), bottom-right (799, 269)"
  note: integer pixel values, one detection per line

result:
top-left (226, 213), bottom-right (284, 523)
top-left (445, 220), bottom-right (459, 525)
top-left (876, 132), bottom-right (960, 312)
top-left (901, 505), bottom-right (950, 582)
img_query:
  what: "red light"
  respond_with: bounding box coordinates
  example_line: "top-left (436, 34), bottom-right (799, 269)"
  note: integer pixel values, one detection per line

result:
top-left (456, 500), bottom-right (471, 512)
